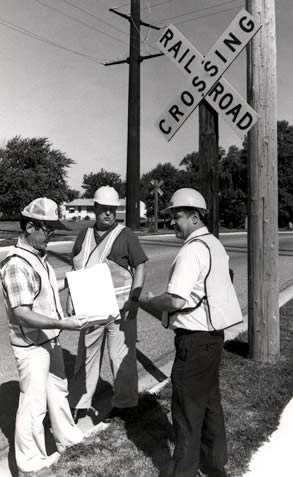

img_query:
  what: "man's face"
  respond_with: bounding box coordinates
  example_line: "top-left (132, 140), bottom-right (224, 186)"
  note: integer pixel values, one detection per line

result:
top-left (170, 209), bottom-right (195, 240)
top-left (27, 222), bottom-right (55, 253)
top-left (94, 203), bottom-right (117, 231)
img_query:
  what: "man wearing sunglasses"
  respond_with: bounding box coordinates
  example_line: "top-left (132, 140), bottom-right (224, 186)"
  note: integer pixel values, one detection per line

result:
top-left (0, 197), bottom-right (88, 477)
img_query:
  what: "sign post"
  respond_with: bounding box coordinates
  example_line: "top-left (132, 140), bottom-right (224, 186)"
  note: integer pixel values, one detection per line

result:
top-left (246, 0), bottom-right (279, 362)
top-left (198, 100), bottom-right (219, 237)
top-left (150, 179), bottom-right (163, 232)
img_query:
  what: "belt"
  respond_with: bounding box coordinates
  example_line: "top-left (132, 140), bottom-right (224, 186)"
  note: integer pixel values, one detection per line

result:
top-left (174, 328), bottom-right (224, 338)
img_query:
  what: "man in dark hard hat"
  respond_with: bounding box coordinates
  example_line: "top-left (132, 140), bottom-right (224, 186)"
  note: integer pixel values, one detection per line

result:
top-left (140, 188), bottom-right (243, 477)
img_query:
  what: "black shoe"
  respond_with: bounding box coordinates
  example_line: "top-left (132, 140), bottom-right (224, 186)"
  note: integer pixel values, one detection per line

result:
top-left (70, 408), bottom-right (88, 423)
top-left (104, 406), bottom-right (139, 422)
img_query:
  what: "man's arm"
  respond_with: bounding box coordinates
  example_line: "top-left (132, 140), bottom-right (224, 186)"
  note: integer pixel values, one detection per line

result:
top-left (130, 262), bottom-right (146, 299)
top-left (121, 262), bottom-right (146, 319)
top-left (140, 291), bottom-right (186, 313)
top-left (13, 305), bottom-right (88, 331)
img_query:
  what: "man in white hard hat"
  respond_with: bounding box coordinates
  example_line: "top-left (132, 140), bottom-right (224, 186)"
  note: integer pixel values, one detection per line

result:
top-left (140, 188), bottom-right (243, 477)
top-left (68, 186), bottom-right (148, 421)
top-left (0, 197), bottom-right (89, 477)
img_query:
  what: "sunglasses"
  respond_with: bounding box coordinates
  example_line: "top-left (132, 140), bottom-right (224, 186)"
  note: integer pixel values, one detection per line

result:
top-left (31, 221), bottom-right (55, 237)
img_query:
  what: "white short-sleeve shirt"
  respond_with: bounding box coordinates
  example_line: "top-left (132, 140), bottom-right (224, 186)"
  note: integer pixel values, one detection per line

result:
top-left (167, 227), bottom-right (211, 331)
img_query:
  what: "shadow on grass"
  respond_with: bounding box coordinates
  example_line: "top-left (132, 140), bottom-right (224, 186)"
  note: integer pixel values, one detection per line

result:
top-left (0, 381), bottom-right (19, 477)
top-left (123, 392), bottom-right (174, 476)
top-left (224, 339), bottom-right (249, 358)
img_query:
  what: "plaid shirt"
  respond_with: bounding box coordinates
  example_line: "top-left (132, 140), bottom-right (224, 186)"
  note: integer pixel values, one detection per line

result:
top-left (1, 238), bottom-right (45, 309)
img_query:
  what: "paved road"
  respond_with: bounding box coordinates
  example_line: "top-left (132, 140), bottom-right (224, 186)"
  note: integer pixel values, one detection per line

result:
top-left (1, 232), bottom-right (292, 384)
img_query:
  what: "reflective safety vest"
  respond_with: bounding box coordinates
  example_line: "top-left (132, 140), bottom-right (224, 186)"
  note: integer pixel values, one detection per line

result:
top-left (72, 224), bottom-right (133, 311)
top-left (0, 246), bottom-right (62, 347)
top-left (166, 233), bottom-right (243, 331)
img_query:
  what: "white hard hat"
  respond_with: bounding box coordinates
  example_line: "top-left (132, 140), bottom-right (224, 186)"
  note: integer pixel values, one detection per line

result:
top-left (93, 186), bottom-right (120, 207)
top-left (21, 197), bottom-right (69, 230)
top-left (163, 188), bottom-right (207, 213)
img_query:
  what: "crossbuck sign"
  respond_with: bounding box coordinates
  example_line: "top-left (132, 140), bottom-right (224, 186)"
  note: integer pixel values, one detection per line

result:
top-left (155, 9), bottom-right (261, 141)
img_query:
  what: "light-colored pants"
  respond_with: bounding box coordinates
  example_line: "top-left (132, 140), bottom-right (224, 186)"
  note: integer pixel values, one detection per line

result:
top-left (13, 341), bottom-right (83, 473)
top-left (69, 318), bottom-right (138, 409)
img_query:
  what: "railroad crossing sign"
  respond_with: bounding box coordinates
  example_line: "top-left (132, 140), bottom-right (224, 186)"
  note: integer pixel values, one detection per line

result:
top-left (150, 179), bottom-right (164, 196)
top-left (155, 9), bottom-right (261, 141)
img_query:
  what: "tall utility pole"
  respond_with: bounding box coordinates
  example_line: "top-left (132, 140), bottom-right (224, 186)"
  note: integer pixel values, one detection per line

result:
top-left (246, 0), bottom-right (279, 362)
top-left (198, 100), bottom-right (219, 237)
top-left (108, 2), bottom-right (162, 230)
top-left (126, 0), bottom-right (140, 230)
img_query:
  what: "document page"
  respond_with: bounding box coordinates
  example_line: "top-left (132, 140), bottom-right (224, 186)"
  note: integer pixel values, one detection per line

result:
top-left (66, 263), bottom-right (120, 321)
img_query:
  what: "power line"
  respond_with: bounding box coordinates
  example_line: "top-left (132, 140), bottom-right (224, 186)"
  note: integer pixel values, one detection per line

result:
top-left (157, 0), bottom-right (242, 24)
top-left (137, 3), bottom-right (243, 57)
top-left (174, 4), bottom-right (242, 26)
top-left (0, 15), bottom-right (106, 64)
top-left (34, 0), bottom-right (129, 47)
top-left (60, 0), bottom-right (129, 38)
top-left (113, 0), bottom-right (172, 12)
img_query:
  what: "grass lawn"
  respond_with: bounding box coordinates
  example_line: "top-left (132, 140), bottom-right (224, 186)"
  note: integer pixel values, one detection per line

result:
top-left (52, 300), bottom-right (293, 477)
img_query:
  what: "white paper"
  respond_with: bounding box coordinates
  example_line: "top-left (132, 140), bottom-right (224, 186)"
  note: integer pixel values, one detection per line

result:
top-left (66, 263), bottom-right (120, 320)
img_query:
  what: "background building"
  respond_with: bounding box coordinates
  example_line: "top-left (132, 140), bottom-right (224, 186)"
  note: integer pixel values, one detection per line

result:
top-left (64, 198), bottom-right (147, 224)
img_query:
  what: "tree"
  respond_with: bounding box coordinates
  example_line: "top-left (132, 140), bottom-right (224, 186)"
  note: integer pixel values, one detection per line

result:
top-left (81, 169), bottom-right (123, 198)
top-left (0, 136), bottom-right (74, 217)
top-left (66, 188), bottom-right (80, 202)
top-left (277, 120), bottom-right (293, 226)
top-left (219, 145), bottom-right (248, 227)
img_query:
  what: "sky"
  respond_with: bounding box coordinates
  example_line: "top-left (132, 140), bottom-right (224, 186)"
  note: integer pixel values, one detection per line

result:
top-left (0, 0), bottom-right (292, 192)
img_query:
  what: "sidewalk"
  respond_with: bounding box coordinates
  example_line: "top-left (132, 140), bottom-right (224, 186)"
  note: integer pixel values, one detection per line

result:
top-left (0, 287), bottom-right (292, 477)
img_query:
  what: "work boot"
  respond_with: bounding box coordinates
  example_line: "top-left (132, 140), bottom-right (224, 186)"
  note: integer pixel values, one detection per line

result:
top-left (104, 406), bottom-right (139, 422)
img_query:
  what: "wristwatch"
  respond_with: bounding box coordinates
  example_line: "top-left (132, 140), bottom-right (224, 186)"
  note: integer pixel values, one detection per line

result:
top-left (130, 295), bottom-right (139, 303)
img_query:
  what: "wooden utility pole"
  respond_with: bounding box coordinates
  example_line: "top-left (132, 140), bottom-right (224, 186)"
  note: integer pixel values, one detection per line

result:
top-left (198, 99), bottom-right (219, 237)
top-left (125, 0), bottom-right (140, 230)
top-left (107, 4), bottom-right (163, 231)
top-left (246, 0), bottom-right (279, 362)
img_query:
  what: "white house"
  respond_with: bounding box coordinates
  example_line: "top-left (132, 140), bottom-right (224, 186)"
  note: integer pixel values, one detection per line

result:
top-left (64, 198), bottom-right (147, 223)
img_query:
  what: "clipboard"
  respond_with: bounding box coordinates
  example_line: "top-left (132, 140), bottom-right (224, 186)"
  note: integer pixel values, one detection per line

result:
top-left (66, 263), bottom-right (120, 322)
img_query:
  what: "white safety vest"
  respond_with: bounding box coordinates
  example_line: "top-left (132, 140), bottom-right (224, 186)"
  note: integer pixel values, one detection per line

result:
top-left (1, 246), bottom-right (62, 347)
top-left (167, 233), bottom-right (243, 331)
top-left (72, 225), bottom-right (133, 311)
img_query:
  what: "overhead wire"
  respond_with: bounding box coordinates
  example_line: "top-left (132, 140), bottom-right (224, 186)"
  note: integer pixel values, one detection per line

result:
top-left (142, 0), bottom-right (243, 51)
top-left (111, 0), bottom-right (243, 54)
top-left (0, 15), bottom-right (106, 65)
top-left (0, 1), bottom-right (245, 66)
top-left (174, 4), bottom-right (243, 26)
top-left (156, 0), bottom-right (243, 24)
top-left (34, 0), bottom-right (129, 47)
top-left (130, 0), bottom-right (155, 56)
top-left (60, 0), bottom-right (128, 38)
top-left (113, 0), bottom-right (172, 12)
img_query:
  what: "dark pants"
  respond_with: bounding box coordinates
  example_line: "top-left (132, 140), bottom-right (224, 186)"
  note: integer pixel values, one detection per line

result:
top-left (169, 330), bottom-right (227, 477)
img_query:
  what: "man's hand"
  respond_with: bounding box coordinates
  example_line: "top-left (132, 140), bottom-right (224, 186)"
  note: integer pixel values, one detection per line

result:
top-left (139, 291), bottom-right (154, 306)
top-left (120, 298), bottom-right (139, 320)
top-left (61, 315), bottom-right (89, 330)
